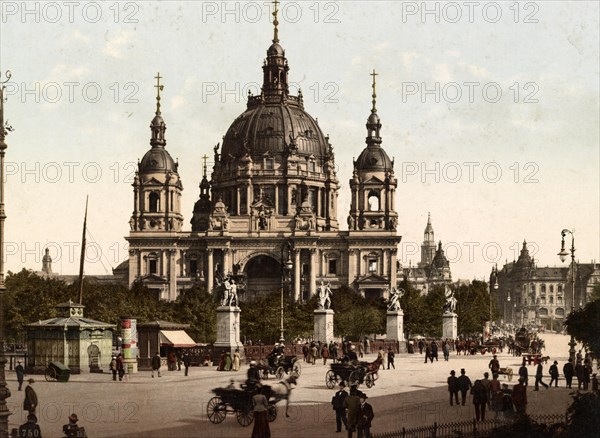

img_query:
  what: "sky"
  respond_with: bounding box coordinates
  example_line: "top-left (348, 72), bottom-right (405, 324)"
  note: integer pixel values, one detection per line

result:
top-left (1, 1), bottom-right (598, 281)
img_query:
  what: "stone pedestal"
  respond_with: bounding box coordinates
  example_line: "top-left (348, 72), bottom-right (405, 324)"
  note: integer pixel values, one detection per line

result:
top-left (442, 312), bottom-right (458, 339)
top-left (386, 310), bottom-right (404, 341)
top-left (214, 306), bottom-right (245, 359)
top-left (314, 309), bottom-right (335, 343)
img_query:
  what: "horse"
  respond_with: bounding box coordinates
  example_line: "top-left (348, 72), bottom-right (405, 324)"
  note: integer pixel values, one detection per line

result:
top-left (264, 374), bottom-right (298, 417)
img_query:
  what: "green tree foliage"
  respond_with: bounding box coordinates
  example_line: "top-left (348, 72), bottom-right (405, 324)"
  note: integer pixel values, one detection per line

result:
top-left (332, 286), bottom-right (384, 340)
top-left (174, 284), bottom-right (218, 343)
top-left (398, 280), bottom-right (428, 336)
top-left (564, 299), bottom-right (600, 359)
top-left (564, 391), bottom-right (600, 437)
top-left (455, 280), bottom-right (496, 336)
top-left (239, 291), bottom-right (281, 343)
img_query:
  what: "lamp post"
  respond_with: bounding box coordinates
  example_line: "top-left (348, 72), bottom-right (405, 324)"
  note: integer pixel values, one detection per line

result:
top-left (558, 229), bottom-right (577, 362)
top-left (488, 271), bottom-right (498, 339)
top-left (279, 243), bottom-right (293, 343)
top-left (0, 70), bottom-right (12, 438)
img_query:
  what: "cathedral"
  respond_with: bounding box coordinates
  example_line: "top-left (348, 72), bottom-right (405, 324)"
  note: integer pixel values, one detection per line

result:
top-left (124, 14), bottom-right (401, 302)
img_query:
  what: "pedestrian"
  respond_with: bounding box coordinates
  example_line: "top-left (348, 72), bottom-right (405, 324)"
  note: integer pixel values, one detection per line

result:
top-left (224, 352), bottom-right (232, 371)
top-left (549, 360), bottom-right (559, 387)
top-left (387, 348), bottom-right (395, 370)
top-left (472, 379), bottom-right (488, 421)
top-left (310, 344), bottom-right (318, 365)
top-left (331, 382), bottom-right (348, 433)
top-left (518, 359), bottom-right (528, 386)
top-left (512, 377), bottom-right (528, 416)
top-left (251, 385), bottom-right (271, 438)
top-left (18, 414), bottom-right (42, 438)
top-left (357, 393), bottom-right (374, 438)
top-left (489, 374), bottom-right (502, 417)
top-left (424, 343), bottom-right (432, 364)
top-left (15, 360), bottom-right (25, 391)
top-left (575, 359), bottom-right (584, 389)
top-left (534, 362), bottom-right (548, 390)
top-left (232, 348), bottom-right (241, 371)
top-left (168, 350), bottom-right (177, 371)
top-left (151, 352), bottom-right (162, 378)
top-left (418, 339), bottom-right (424, 355)
top-left (116, 353), bottom-right (125, 381)
top-left (302, 342), bottom-right (309, 362)
top-left (357, 342), bottom-right (364, 359)
top-left (176, 350), bottom-right (182, 371)
top-left (480, 372), bottom-right (491, 406)
top-left (430, 341), bottom-right (439, 362)
top-left (443, 341), bottom-right (450, 361)
top-left (109, 356), bottom-right (117, 381)
top-left (322, 343), bottom-right (330, 365)
top-left (592, 374), bottom-right (599, 392)
top-left (364, 338), bottom-right (371, 354)
top-left (63, 413), bottom-right (87, 438)
top-left (24, 378), bottom-right (38, 414)
top-left (488, 355), bottom-right (500, 375)
top-left (377, 347), bottom-right (385, 370)
top-left (582, 362), bottom-right (592, 390)
top-left (344, 384), bottom-right (361, 438)
top-left (500, 383), bottom-right (514, 419)
top-left (458, 369), bottom-right (472, 406)
top-left (247, 361), bottom-right (261, 390)
top-left (563, 359), bottom-right (574, 388)
top-left (447, 370), bottom-right (459, 406)
top-left (183, 352), bottom-right (192, 376)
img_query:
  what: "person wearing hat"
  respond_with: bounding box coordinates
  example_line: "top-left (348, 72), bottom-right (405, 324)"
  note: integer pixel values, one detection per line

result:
top-left (534, 361), bottom-right (549, 391)
top-left (512, 377), bottom-right (528, 416)
top-left (563, 359), bottom-right (575, 389)
top-left (246, 360), bottom-right (261, 391)
top-left (344, 385), bottom-right (361, 438)
top-left (15, 360), bottom-right (25, 391)
top-left (24, 378), bottom-right (38, 414)
top-left (488, 354), bottom-right (500, 375)
top-left (592, 373), bottom-right (599, 392)
top-left (18, 413), bottom-right (42, 438)
top-left (63, 413), bottom-right (87, 438)
top-left (549, 360), bottom-right (559, 387)
top-left (151, 352), bottom-right (162, 378)
top-left (332, 382), bottom-right (348, 433)
top-left (110, 356), bottom-right (118, 381)
top-left (447, 370), bottom-right (459, 406)
top-left (357, 392), bottom-right (374, 438)
top-left (457, 369), bottom-right (472, 406)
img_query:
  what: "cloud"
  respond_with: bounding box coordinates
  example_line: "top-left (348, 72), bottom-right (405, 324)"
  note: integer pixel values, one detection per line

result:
top-left (103, 30), bottom-right (135, 59)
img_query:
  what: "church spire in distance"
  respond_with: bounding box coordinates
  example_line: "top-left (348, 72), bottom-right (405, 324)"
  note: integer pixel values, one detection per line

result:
top-left (366, 69), bottom-right (382, 146)
top-left (272, 0), bottom-right (280, 43)
top-left (262, 0), bottom-right (289, 98)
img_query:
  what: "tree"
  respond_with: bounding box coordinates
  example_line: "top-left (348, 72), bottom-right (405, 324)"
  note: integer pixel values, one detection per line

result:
top-left (455, 280), bottom-right (494, 336)
top-left (174, 284), bottom-right (218, 343)
top-left (564, 299), bottom-right (600, 359)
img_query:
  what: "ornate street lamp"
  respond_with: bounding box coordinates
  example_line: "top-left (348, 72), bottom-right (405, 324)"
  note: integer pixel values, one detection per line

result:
top-left (279, 243), bottom-right (293, 343)
top-left (558, 229), bottom-right (577, 362)
top-left (0, 70), bottom-right (13, 438)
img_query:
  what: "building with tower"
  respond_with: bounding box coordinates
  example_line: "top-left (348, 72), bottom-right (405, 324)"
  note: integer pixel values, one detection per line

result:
top-left (124, 8), bottom-right (401, 302)
top-left (402, 214), bottom-right (452, 294)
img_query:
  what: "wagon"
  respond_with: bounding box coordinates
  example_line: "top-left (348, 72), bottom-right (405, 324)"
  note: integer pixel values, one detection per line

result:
top-left (325, 362), bottom-right (375, 389)
top-left (207, 386), bottom-right (277, 427)
top-left (257, 355), bottom-right (301, 379)
top-left (45, 361), bottom-right (71, 382)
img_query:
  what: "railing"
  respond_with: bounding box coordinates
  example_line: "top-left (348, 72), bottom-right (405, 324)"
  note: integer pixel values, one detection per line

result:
top-left (373, 414), bottom-right (567, 438)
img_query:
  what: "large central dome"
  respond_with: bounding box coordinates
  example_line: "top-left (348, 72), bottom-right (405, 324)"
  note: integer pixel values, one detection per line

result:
top-left (221, 92), bottom-right (329, 159)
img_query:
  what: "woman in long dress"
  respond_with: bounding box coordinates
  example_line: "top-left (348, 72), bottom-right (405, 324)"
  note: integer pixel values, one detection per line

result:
top-left (232, 348), bottom-right (241, 371)
top-left (251, 386), bottom-right (271, 438)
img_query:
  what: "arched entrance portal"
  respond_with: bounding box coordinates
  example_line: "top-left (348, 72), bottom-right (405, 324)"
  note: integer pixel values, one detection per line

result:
top-left (244, 255), bottom-right (281, 299)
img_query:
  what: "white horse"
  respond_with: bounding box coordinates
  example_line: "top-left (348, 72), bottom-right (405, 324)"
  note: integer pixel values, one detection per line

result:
top-left (264, 374), bottom-right (298, 417)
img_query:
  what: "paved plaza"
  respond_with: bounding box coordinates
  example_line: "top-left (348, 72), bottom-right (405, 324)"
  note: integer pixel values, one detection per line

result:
top-left (5, 333), bottom-right (582, 437)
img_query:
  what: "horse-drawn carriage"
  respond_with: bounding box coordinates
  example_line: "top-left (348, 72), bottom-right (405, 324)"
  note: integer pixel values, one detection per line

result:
top-left (257, 355), bottom-right (301, 379)
top-left (325, 357), bottom-right (382, 389)
top-left (207, 374), bottom-right (297, 427)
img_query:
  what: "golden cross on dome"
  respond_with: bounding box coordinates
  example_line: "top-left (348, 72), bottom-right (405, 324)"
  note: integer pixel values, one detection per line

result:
top-left (370, 69), bottom-right (378, 112)
top-left (202, 154), bottom-right (209, 177)
top-left (154, 72), bottom-right (164, 114)
top-left (272, 0), bottom-right (280, 43)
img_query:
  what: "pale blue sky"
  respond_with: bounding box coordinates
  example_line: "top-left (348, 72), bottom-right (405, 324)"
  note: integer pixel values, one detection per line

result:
top-left (1, 1), bottom-right (598, 279)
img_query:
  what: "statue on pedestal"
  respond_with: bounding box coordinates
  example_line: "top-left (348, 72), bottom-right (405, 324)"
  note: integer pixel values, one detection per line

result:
top-left (317, 281), bottom-right (332, 309)
top-left (387, 287), bottom-right (404, 311)
top-left (443, 287), bottom-right (457, 314)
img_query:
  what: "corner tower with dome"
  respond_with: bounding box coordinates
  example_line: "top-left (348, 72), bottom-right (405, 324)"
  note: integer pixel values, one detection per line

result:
top-left (125, 7), bottom-right (401, 302)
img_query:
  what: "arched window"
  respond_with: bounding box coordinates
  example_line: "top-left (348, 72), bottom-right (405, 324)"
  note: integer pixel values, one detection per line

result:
top-left (367, 191), bottom-right (379, 211)
top-left (149, 192), bottom-right (160, 213)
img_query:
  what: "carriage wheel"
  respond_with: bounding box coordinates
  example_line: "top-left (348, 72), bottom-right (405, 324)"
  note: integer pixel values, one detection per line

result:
top-left (236, 408), bottom-right (254, 427)
top-left (349, 371), bottom-right (361, 386)
top-left (45, 368), bottom-right (57, 382)
top-left (292, 361), bottom-right (301, 377)
top-left (275, 367), bottom-right (285, 379)
top-left (365, 373), bottom-right (375, 388)
top-left (268, 404), bottom-right (278, 422)
top-left (207, 397), bottom-right (226, 424)
top-left (326, 370), bottom-right (338, 389)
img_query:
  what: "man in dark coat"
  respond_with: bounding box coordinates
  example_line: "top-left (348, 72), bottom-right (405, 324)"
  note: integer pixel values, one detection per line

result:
top-left (19, 414), bottom-right (42, 438)
top-left (183, 352), bottom-right (191, 376)
top-left (518, 359), bottom-right (528, 386)
top-left (457, 369), bottom-right (472, 406)
top-left (563, 359), bottom-right (574, 388)
top-left (15, 360), bottom-right (25, 391)
top-left (430, 341), bottom-right (439, 362)
top-left (246, 360), bottom-right (261, 391)
top-left (447, 370), bottom-right (460, 405)
top-left (512, 378), bottom-right (528, 415)
top-left (116, 353), bottom-right (125, 381)
top-left (424, 343), bottom-right (432, 363)
top-left (549, 360), bottom-right (559, 387)
top-left (575, 359), bottom-right (584, 389)
top-left (357, 393), bottom-right (374, 438)
top-left (24, 378), bottom-right (38, 414)
top-left (472, 379), bottom-right (488, 421)
top-left (344, 385), bottom-right (361, 438)
top-left (534, 362), bottom-right (548, 390)
top-left (488, 355), bottom-right (500, 374)
top-left (151, 352), bottom-right (162, 378)
top-left (331, 382), bottom-right (348, 433)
